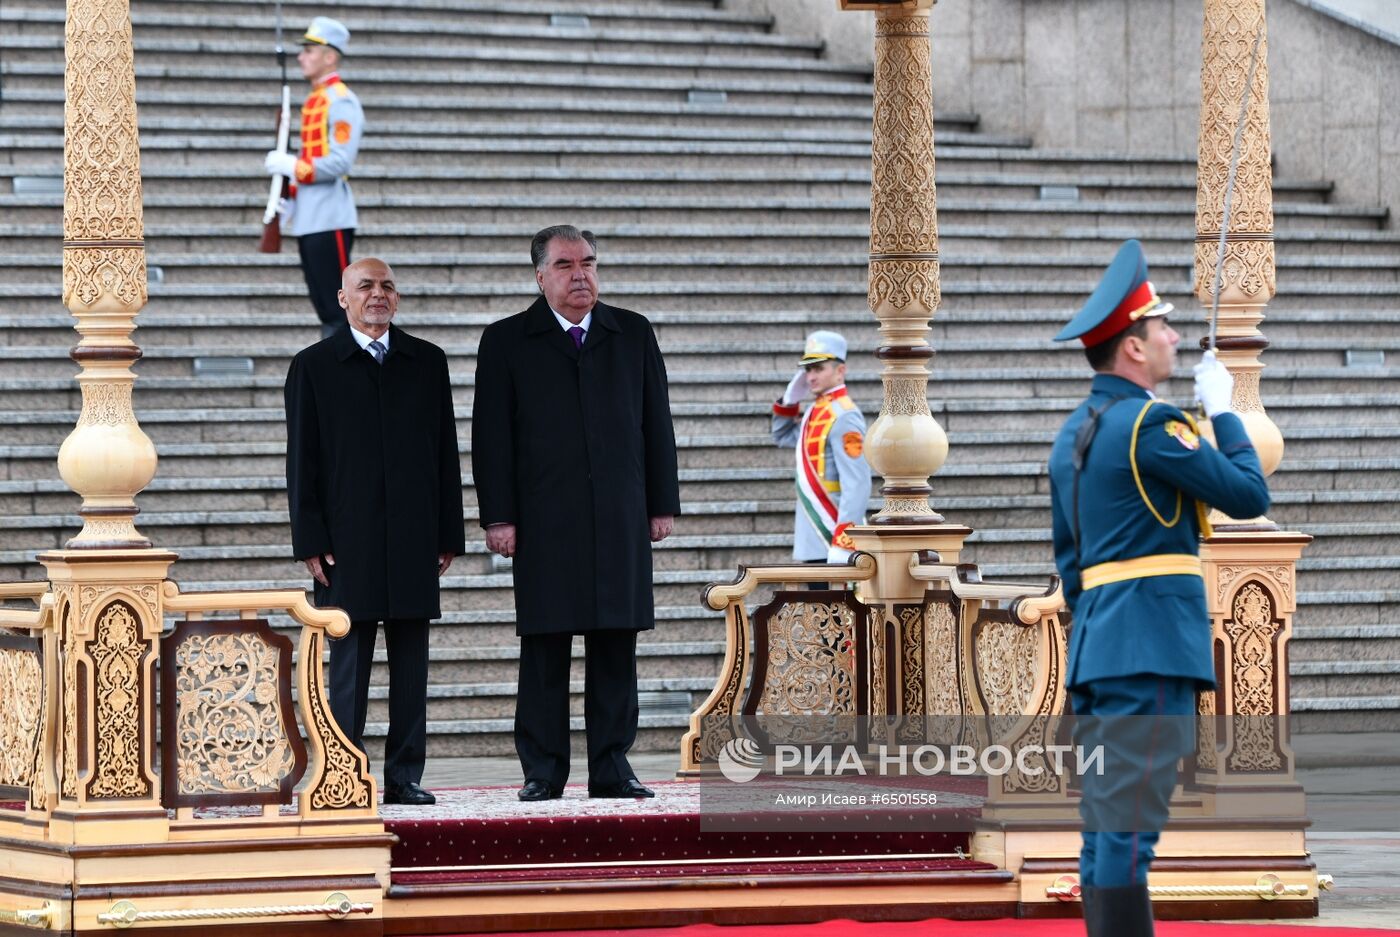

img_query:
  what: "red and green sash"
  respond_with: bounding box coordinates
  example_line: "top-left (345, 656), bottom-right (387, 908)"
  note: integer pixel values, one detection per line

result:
top-left (796, 387), bottom-right (848, 545)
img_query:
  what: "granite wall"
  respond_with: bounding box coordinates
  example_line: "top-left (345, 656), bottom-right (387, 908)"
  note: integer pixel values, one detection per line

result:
top-left (724, 0), bottom-right (1399, 214)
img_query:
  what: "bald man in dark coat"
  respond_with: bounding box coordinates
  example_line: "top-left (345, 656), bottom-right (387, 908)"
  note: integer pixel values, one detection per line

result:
top-left (285, 257), bottom-right (465, 806)
top-left (472, 225), bottom-right (680, 801)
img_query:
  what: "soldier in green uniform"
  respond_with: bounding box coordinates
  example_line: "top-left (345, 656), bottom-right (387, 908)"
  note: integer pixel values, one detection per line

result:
top-left (1048, 240), bottom-right (1271, 936)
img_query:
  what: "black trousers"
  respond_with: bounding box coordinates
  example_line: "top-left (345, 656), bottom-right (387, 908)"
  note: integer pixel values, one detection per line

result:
top-left (297, 228), bottom-right (354, 339)
top-left (515, 630), bottom-right (639, 789)
top-left (329, 617), bottom-right (428, 788)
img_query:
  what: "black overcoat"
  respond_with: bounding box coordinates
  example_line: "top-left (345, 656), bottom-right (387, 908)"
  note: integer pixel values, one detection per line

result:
top-left (285, 325), bottom-right (466, 621)
top-left (471, 297), bottom-right (681, 636)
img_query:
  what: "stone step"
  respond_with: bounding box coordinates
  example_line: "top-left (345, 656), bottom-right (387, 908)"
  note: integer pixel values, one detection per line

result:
top-left (365, 675), bottom-right (714, 723)
top-left (6, 279), bottom-right (1400, 322)
top-left (0, 64), bottom-right (877, 111)
top-left (12, 248), bottom-right (1399, 291)
top-left (1, 368), bottom-right (1396, 431)
top-left (3, 495), bottom-right (1395, 577)
top-left (4, 330), bottom-right (1397, 381)
top-left (1289, 697), bottom-right (1400, 734)
top-left (0, 191), bottom-right (1382, 231)
top-left (0, 114), bottom-right (965, 151)
top-left (6, 525), bottom-right (1395, 591)
top-left (1, 387), bottom-right (1396, 453)
top-left (2, 308), bottom-right (1399, 355)
top-left (1290, 659), bottom-right (1400, 698)
top-left (0, 21), bottom-right (833, 66)
top-left (0, 94), bottom-right (884, 137)
top-left (21, 0), bottom-right (748, 24)
top-left (5, 471), bottom-right (1396, 530)
top-left (1292, 624), bottom-right (1400, 662)
top-left (5, 387), bottom-right (1394, 440)
top-left (8, 12), bottom-right (796, 52)
top-left (364, 640), bottom-right (726, 690)
top-left (361, 714), bottom-right (689, 758)
top-left (7, 221), bottom-right (1398, 261)
top-left (0, 167), bottom-right (1340, 208)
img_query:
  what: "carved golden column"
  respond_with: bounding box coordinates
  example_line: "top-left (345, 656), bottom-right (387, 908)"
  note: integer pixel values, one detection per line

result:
top-left (838, 0), bottom-right (972, 743)
top-left (848, 0), bottom-right (948, 526)
top-left (38, 0), bottom-right (174, 843)
top-left (1194, 0), bottom-right (1284, 498)
top-left (1189, 0), bottom-right (1313, 873)
top-left (57, 0), bottom-right (158, 550)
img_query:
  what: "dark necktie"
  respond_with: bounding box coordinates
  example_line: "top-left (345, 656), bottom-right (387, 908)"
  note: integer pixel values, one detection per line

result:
top-left (567, 326), bottom-right (586, 349)
top-left (367, 340), bottom-right (386, 364)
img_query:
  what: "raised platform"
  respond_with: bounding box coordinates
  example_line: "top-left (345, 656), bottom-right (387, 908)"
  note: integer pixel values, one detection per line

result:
top-left (379, 779), bottom-right (1009, 934)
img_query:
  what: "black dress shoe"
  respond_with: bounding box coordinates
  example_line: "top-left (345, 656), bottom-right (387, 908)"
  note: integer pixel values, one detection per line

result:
top-left (518, 779), bottom-right (562, 801)
top-left (383, 781), bottom-right (436, 806)
top-left (588, 778), bottom-right (655, 799)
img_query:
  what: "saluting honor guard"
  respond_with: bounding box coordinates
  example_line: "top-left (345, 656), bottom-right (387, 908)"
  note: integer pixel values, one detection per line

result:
top-left (1047, 241), bottom-right (1272, 936)
top-left (265, 16), bottom-right (364, 339)
top-left (772, 330), bottom-right (873, 566)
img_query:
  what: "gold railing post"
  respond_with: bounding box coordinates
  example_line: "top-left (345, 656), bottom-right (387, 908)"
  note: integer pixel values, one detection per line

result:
top-left (58, 0), bottom-right (157, 550)
top-left (1194, 0), bottom-right (1284, 503)
top-left (847, 0), bottom-right (947, 526)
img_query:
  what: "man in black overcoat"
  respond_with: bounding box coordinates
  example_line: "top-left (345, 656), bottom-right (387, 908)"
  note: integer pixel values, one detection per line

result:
top-left (285, 257), bottom-right (465, 806)
top-left (472, 225), bottom-right (680, 801)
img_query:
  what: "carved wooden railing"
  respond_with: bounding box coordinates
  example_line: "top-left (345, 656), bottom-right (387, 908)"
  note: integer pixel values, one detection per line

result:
top-left (681, 552), bottom-right (1067, 780)
top-left (680, 554), bottom-right (879, 773)
top-left (158, 582), bottom-right (376, 820)
top-left (0, 580), bottom-right (375, 826)
top-left (904, 557), bottom-right (1070, 806)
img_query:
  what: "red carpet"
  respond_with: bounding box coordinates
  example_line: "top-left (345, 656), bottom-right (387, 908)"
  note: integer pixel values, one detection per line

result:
top-left (385, 779), bottom-right (984, 873)
top-left (458, 920), bottom-right (1391, 937)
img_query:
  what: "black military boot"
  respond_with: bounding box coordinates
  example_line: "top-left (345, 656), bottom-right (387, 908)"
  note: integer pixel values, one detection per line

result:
top-left (1079, 885), bottom-right (1098, 936)
top-left (1089, 883), bottom-right (1154, 937)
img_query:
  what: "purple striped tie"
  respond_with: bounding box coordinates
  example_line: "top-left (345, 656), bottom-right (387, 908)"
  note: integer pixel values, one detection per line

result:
top-left (568, 326), bottom-right (586, 349)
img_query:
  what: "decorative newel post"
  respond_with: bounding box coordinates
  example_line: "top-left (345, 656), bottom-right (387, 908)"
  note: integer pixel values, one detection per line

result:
top-left (1192, 0), bottom-right (1310, 820)
top-left (855, 0), bottom-right (948, 526)
top-left (58, 0), bottom-right (158, 549)
top-left (1194, 0), bottom-right (1283, 493)
top-left (41, 0), bottom-right (174, 842)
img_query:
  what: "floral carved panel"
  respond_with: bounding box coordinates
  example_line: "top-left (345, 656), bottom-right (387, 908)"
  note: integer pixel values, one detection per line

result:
top-left (161, 620), bottom-right (306, 807)
top-left (84, 600), bottom-right (150, 799)
top-left (745, 591), bottom-right (868, 747)
top-left (0, 636), bottom-right (44, 794)
top-left (1224, 581), bottom-right (1284, 772)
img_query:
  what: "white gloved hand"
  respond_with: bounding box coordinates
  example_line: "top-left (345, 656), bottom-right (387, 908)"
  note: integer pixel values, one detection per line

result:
top-left (782, 368), bottom-right (808, 406)
top-left (1193, 350), bottom-right (1235, 418)
top-left (265, 151), bottom-right (297, 178)
top-left (826, 545), bottom-right (853, 565)
top-left (276, 197), bottom-right (294, 222)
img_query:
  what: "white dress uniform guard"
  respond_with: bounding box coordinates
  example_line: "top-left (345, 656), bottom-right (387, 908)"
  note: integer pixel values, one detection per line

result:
top-left (771, 330), bottom-right (873, 562)
top-left (265, 17), bottom-right (365, 339)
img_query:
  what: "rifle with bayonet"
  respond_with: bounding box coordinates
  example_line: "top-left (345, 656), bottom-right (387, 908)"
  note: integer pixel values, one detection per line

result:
top-left (259, 0), bottom-right (291, 253)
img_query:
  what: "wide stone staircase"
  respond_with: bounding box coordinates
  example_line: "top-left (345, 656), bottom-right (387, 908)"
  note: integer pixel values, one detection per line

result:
top-left (1, 0), bottom-right (1397, 754)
